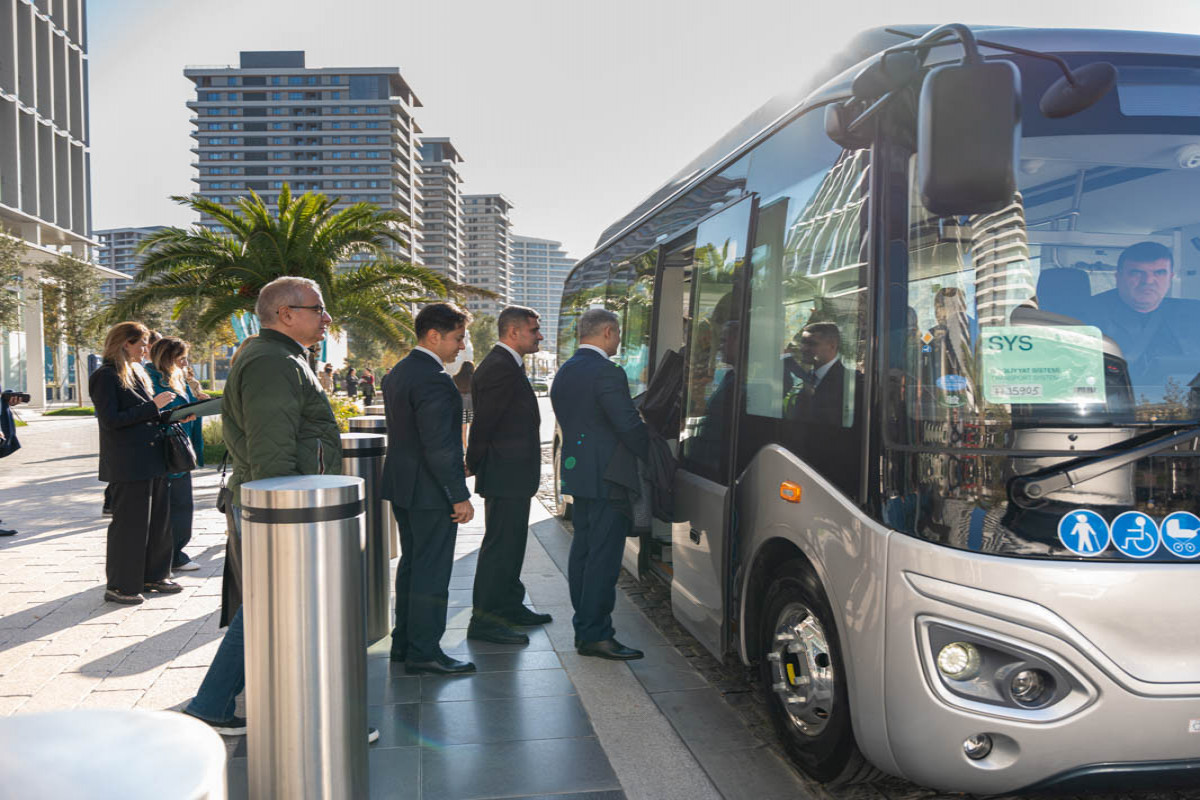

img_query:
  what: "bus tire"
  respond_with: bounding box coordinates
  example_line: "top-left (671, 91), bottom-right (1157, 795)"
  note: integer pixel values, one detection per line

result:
top-left (759, 560), bottom-right (876, 785)
top-left (552, 435), bottom-right (572, 521)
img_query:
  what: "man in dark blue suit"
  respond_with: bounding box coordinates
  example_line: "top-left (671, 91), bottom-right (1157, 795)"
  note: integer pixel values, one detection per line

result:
top-left (381, 303), bottom-right (476, 675)
top-left (551, 308), bottom-right (649, 660)
top-left (465, 306), bottom-right (550, 645)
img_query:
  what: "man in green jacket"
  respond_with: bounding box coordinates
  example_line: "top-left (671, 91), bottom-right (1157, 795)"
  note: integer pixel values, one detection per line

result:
top-left (184, 275), bottom-right (343, 736)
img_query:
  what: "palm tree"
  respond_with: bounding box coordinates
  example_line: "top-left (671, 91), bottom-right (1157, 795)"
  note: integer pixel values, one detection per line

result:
top-left (107, 186), bottom-right (461, 344)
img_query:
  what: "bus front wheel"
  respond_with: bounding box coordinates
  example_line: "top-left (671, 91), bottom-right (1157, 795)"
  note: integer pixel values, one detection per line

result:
top-left (759, 561), bottom-right (873, 784)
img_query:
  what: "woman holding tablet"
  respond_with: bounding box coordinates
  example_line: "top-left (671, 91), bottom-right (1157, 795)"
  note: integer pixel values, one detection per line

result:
top-left (148, 337), bottom-right (208, 572)
top-left (90, 322), bottom-right (191, 604)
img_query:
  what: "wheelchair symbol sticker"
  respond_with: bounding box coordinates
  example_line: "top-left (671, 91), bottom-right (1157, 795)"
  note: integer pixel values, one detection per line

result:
top-left (1057, 509), bottom-right (1110, 556)
top-left (1109, 511), bottom-right (1159, 559)
top-left (1160, 512), bottom-right (1200, 559)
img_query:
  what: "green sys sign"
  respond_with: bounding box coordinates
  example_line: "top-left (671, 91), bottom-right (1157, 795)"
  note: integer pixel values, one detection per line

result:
top-left (981, 325), bottom-right (1107, 405)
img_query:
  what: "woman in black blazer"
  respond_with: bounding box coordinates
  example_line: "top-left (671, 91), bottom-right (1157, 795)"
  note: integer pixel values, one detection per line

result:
top-left (90, 321), bottom-right (189, 604)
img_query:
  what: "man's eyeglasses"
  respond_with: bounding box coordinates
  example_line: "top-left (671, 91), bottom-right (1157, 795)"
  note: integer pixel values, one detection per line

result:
top-left (288, 304), bottom-right (327, 315)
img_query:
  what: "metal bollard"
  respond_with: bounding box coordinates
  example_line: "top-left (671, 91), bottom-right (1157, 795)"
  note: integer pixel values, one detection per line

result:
top-left (364, 403), bottom-right (385, 416)
top-left (350, 415), bottom-right (399, 561)
top-left (241, 475), bottom-right (368, 800)
top-left (341, 431), bottom-right (391, 643)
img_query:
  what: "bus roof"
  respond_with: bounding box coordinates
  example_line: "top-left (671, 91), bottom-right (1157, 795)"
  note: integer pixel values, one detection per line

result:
top-left (587, 25), bottom-right (1200, 263)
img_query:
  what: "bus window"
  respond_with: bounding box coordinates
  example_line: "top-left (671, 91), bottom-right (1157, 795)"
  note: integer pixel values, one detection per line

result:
top-left (740, 138), bottom-right (871, 494)
top-left (609, 250), bottom-right (657, 396)
top-left (678, 199), bottom-right (753, 480)
top-left (556, 257), bottom-right (610, 365)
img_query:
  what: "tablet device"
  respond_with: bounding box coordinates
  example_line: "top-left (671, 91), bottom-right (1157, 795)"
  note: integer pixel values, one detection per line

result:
top-left (167, 397), bottom-right (222, 423)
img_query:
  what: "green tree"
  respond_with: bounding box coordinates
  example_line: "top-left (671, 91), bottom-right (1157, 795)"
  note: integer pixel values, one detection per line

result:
top-left (39, 253), bottom-right (102, 406)
top-left (469, 313), bottom-right (497, 358)
top-left (106, 187), bottom-right (456, 347)
top-left (0, 233), bottom-right (26, 334)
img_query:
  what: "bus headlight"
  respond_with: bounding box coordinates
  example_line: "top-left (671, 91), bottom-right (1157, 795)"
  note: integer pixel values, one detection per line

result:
top-left (923, 622), bottom-right (1086, 716)
top-left (1008, 667), bottom-right (1053, 707)
top-left (937, 642), bottom-right (981, 680)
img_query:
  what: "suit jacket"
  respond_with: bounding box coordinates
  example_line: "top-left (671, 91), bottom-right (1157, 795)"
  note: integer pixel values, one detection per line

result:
top-left (467, 345), bottom-right (541, 498)
top-left (381, 349), bottom-right (470, 510)
top-left (550, 348), bottom-right (649, 500)
top-left (787, 360), bottom-right (847, 428)
top-left (90, 363), bottom-right (172, 483)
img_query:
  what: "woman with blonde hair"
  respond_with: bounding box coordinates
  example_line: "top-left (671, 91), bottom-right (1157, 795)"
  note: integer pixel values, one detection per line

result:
top-left (148, 337), bottom-right (208, 572)
top-left (89, 322), bottom-right (189, 604)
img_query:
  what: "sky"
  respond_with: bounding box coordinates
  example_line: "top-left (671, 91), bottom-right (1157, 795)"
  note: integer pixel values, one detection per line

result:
top-left (87, 0), bottom-right (1200, 263)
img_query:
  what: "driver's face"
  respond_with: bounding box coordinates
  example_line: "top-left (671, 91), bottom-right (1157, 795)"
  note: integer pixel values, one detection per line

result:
top-left (1117, 258), bottom-right (1173, 313)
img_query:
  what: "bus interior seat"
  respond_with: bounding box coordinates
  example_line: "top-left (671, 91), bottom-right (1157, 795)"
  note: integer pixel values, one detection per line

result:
top-left (1036, 267), bottom-right (1092, 321)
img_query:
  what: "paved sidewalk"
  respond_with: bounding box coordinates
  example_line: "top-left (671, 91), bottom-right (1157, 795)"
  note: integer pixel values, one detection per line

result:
top-left (0, 414), bottom-right (751, 799)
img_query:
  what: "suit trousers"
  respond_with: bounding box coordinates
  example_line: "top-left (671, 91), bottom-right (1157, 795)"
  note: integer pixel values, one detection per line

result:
top-left (472, 496), bottom-right (531, 625)
top-left (569, 497), bottom-right (630, 644)
top-left (106, 476), bottom-right (172, 595)
top-left (167, 472), bottom-right (194, 567)
top-left (391, 506), bottom-right (457, 662)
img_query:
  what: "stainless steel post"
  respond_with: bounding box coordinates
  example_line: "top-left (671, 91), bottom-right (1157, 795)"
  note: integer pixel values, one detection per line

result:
top-left (350, 415), bottom-right (399, 560)
top-left (241, 475), bottom-right (368, 800)
top-left (341, 432), bottom-right (390, 642)
top-left (364, 403), bottom-right (385, 415)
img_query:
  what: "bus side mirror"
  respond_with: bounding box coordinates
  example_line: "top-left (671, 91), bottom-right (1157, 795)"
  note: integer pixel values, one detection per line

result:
top-left (918, 60), bottom-right (1021, 216)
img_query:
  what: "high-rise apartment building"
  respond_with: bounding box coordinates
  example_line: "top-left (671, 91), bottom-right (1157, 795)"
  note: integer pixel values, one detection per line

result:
top-left (184, 51), bottom-right (424, 264)
top-left (462, 193), bottom-right (512, 318)
top-left (418, 138), bottom-right (464, 284)
top-left (96, 226), bottom-right (165, 301)
top-left (510, 235), bottom-right (573, 351)
top-left (0, 0), bottom-right (116, 407)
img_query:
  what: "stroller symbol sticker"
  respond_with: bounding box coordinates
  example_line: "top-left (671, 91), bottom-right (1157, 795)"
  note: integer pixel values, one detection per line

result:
top-left (1057, 509), bottom-right (1109, 556)
top-left (1160, 512), bottom-right (1200, 559)
top-left (1110, 511), bottom-right (1159, 559)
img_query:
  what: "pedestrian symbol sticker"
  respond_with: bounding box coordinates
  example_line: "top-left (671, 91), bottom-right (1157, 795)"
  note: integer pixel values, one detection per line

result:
top-left (1160, 512), bottom-right (1200, 559)
top-left (1110, 511), bottom-right (1159, 559)
top-left (1057, 509), bottom-right (1109, 556)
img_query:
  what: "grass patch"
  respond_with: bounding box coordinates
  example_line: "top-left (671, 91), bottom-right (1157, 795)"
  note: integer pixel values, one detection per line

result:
top-left (45, 406), bottom-right (94, 416)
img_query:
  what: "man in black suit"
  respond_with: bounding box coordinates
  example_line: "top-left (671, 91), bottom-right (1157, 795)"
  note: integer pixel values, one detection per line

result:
top-left (465, 306), bottom-right (551, 644)
top-left (785, 321), bottom-right (846, 427)
top-left (550, 308), bottom-right (648, 660)
top-left (381, 303), bottom-right (477, 675)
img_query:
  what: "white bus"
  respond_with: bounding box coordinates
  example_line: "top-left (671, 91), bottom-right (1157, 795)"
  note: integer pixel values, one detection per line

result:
top-left (554, 24), bottom-right (1200, 794)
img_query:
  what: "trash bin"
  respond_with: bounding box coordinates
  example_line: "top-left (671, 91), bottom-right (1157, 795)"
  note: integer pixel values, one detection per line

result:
top-left (341, 431), bottom-right (391, 643)
top-left (350, 415), bottom-right (399, 560)
top-left (0, 709), bottom-right (225, 799)
top-left (241, 474), bottom-right (368, 800)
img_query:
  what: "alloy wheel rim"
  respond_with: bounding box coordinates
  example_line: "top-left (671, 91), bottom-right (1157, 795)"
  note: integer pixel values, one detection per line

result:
top-left (767, 601), bottom-right (835, 736)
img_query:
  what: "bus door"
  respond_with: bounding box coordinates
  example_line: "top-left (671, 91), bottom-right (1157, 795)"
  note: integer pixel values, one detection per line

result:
top-left (671, 196), bottom-right (755, 657)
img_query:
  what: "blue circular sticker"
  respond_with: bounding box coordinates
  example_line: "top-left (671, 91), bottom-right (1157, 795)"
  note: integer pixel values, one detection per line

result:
top-left (1057, 509), bottom-right (1110, 556)
top-left (1160, 512), bottom-right (1200, 559)
top-left (936, 374), bottom-right (969, 391)
top-left (1109, 511), bottom-right (1160, 559)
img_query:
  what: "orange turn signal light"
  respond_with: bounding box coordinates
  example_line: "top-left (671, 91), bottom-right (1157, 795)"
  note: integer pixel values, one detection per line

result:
top-left (779, 481), bottom-right (802, 503)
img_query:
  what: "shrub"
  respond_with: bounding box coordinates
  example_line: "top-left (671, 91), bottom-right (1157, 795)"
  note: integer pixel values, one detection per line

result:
top-left (328, 395), bottom-right (361, 433)
top-left (203, 417), bottom-right (226, 463)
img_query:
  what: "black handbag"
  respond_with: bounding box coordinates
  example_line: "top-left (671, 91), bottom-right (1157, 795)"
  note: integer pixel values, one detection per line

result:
top-left (215, 451), bottom-right (231, 514)
top-left (164, 422), bottom-right (198, 473)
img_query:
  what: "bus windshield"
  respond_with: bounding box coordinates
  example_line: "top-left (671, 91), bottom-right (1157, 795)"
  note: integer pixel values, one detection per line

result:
top-left (885, 54), bottom-right (1200, 560)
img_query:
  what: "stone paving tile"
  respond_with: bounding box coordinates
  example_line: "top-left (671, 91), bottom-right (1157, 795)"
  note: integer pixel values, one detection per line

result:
top-left (136, 666), bottom-right (211, 710)
top-left (0, 654), bottom-right (77, 696)
top-left (75, 689), bottom-right (144, 710)
top-left (20, 670), bottom-right (106, 713)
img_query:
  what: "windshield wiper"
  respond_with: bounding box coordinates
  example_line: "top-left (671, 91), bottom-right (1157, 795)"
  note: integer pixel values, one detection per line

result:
top-left (1009, 423), bottom-right (1200, 508)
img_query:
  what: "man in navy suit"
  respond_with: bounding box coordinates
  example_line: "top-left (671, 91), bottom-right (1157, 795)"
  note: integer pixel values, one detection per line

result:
top-left (465, 306), bottom-right (550, 644)
top-left (381, 303), bottom-right (476, 675)
top-left (551, 308), bottom-right (649, 660)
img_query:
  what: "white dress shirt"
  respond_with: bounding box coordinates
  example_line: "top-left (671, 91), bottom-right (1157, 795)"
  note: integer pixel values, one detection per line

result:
top-left (497, 341), bottom-right (524, 368)
top-left (580, 344), bottom-right (610, 360)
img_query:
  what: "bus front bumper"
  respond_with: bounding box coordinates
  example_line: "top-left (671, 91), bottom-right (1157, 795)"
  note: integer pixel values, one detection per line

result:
top-left (876, 535), bottom-right (1200, 795)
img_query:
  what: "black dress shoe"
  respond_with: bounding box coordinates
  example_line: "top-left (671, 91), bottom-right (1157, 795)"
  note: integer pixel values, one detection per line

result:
top-left (467, 622), bottom-right (529, 645)
top-left (0, 528), bottom-right (16, 537)
top-left (404, 654), bottom-right (477, 675)
top-left (577, 638), bottom-right (644, 660)
top-left (506, 607), bottom-right (553, 626)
